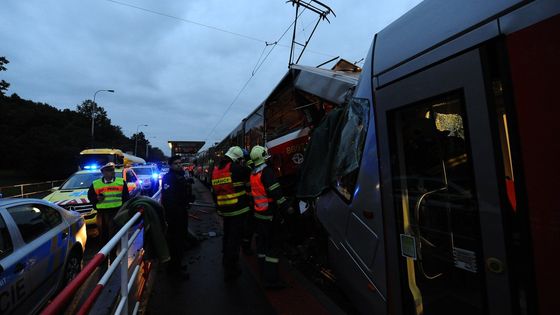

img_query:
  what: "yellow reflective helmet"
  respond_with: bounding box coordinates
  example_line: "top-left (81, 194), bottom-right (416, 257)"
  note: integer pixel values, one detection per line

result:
top-left (225, 146), bottom-right (244, 162)
top-left (250, 145), bottom-right (270, 166)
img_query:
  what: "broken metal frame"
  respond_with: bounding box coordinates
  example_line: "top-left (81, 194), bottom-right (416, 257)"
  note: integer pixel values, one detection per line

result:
top-left (287, 0), bottom-right (335, 66)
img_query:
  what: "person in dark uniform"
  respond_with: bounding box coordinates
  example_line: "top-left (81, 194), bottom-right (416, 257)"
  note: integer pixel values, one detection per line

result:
top-left (211, 146), bottom-right (252, 281)
top-left (88, 162), bottom-right (130, 264)
top-left (162, 155), bottom-right (193, 279)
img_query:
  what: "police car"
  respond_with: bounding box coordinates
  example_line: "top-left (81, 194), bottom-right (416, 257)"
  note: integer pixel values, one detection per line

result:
top-left (43, 167), bottom-right (142, 227)
top-left (0, 198), bottom-right (87, 314)
top-left (131, 164), bottom-right (160, 195)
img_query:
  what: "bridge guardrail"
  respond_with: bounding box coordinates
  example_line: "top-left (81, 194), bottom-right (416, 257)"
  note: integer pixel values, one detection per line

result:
top-left (41, 188), bottom-right (161, 315)
top-left (0, 179), bottom-right (66, 198)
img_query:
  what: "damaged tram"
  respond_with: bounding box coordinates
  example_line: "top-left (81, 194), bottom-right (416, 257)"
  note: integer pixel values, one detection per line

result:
top-left (311, 0), bottom-right (560, 314)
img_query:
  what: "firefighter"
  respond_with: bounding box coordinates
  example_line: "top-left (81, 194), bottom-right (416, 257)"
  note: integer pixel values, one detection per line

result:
top-left (88, 162), bottom-right (130, 263)
top-left (162, 155), bottom-right (193, 279)
top-left (250, 145), bottom-right (289, 289)
top-left (211, 146), bottom-right (251, 281)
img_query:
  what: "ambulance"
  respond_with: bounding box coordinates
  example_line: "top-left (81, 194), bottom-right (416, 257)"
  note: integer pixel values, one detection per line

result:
top-left (43, 166), bottom-right (142, 227)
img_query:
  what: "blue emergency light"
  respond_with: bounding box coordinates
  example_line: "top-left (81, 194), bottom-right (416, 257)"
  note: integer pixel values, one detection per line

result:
top-left (152, 173), bottom-right (159, 179)
top-left (84, 164), bottom-right (99, 170)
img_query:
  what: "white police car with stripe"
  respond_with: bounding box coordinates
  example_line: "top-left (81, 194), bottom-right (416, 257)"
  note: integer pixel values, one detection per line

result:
top-left (0, 198), bottom-right (86, 314)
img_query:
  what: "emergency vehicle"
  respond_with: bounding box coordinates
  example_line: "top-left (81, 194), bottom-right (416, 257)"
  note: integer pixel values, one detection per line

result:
top-left (0, 198), bottom-right (86, 314)
top-left (78, 148), bottom-right (145, 170)
top-left (43, 167), bottom-right (142, 227)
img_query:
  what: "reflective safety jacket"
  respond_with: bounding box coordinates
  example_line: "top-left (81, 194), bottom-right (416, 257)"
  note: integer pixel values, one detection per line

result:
top-left (250, 164), bottom-right (287, 220)
top-left (250, 172), bottom-right (273, 213)
top-left (92, 178), bottom-right (126, 210)
top-left (212, 161), bottom-right (250, 217)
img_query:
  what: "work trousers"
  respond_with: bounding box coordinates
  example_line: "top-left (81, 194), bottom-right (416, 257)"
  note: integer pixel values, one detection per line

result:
top-left (255, 215), bottom-right (283, 283)
top-left (242, 210), bottom-right (255, 249)
top-left (96, 208), bottom-right (119, 263)
top-left (165, 207), bottom-right (189, 270)
top-left (222, 213), bottom-right (247, 272)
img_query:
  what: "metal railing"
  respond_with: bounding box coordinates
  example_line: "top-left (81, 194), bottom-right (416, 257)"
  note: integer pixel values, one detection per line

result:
top-left (41, 189), bottom-right (161, 315)
top-left (0, 179), bottom-right (65, 198)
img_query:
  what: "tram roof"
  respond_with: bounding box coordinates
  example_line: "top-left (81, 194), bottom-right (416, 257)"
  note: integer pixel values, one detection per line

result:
top-left (287, 64), bottom-right (359, 105)
top-left (374, 0), bottom-right (526, 77)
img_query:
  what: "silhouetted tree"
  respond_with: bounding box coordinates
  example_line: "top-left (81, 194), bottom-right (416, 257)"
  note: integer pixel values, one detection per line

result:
top-left (76, 99), bottom-right (111, 125)
top-left (147, 146), bottom-right (166, 162)
top-left (0, 56), bottom-right (10, 96)
top-left (0, 95), bottom-right (165, 183)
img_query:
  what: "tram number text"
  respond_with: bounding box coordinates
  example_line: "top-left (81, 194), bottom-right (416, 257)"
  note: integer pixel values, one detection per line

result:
top-left (286, 144), bottom-right (305, 155)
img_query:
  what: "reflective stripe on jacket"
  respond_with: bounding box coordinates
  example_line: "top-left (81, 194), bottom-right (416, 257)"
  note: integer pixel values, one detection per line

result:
top-left (212, 162), bottom-right (250, 216)
top-left (250, 171), bottom-right (273, 213)
top-left (93, 178), bottom-right (125, 209)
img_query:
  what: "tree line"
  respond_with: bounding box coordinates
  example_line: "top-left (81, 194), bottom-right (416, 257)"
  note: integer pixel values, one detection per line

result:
top-left (0, 57), bottom-right (166, 184)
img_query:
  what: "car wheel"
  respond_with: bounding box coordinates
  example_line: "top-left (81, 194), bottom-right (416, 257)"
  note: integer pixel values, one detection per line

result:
top-left (63, 250), bottom-right (82, 287)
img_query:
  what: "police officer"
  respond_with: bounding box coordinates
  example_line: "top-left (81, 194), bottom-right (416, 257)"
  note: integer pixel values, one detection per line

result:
top-left (249, 145), bottom-right (289, 289)
top-left (88, 162), bottom-right (130, 254)
top-left (211, 146), bottom-right (251, 281)
top-left (162, 155), bottom-right (193, 279)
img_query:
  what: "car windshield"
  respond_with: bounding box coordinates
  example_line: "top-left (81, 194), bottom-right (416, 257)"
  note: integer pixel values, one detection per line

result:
top-left (61, 173), bottom-right (101, 189)
top-left (61, 170), bottom-right (124, 189)
top-left (133, 167), bottom-right (154, 175)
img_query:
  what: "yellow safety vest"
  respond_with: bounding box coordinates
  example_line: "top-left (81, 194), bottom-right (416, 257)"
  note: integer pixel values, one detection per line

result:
top-left (92, 178), bottom-right (125, 210)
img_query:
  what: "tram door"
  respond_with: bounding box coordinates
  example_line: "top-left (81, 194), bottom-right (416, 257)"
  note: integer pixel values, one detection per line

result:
top-left (376, 48), bottom-right (513, 315)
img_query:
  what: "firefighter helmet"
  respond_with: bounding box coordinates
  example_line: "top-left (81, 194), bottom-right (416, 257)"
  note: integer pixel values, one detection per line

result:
top-left (250, 145), bottom-right (270, 166)
top-left (225, 146), bottom-right (244, 162)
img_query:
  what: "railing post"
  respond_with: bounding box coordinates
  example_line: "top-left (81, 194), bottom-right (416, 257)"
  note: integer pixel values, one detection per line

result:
top-left (120, 231), bottom-right (129, 315)
top-left (20, 185), bottom-right (23, 198)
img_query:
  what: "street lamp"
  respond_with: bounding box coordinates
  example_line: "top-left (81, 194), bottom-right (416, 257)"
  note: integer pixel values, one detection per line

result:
top-left (91, 89), bottom-right (115, 148)
top-left (134, 124), bottom-right (148, 156)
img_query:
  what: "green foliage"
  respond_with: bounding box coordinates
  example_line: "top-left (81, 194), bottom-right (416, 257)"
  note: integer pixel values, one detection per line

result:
top-left (0, 56), bottom-right (10, 96)
top-left (76, 99), bottom-right (111, 125)
top-left (147, 146), bottom-right (166, 162)
top-left (0, 94), bottom-right (166, 181)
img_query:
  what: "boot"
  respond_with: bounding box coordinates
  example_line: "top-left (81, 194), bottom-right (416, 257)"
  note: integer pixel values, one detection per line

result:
top-left (263, 259), bottom-right (286, 289)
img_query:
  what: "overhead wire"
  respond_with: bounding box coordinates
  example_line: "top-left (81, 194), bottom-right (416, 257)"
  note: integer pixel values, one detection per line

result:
top-left (105, 0), bottom-right (266, 43)
top-left (103, 0), bottom-right (336, 142)
top-left (105, 0), bottom-right (336, 59)
top-left (205, 5), bottom-right (308, 142)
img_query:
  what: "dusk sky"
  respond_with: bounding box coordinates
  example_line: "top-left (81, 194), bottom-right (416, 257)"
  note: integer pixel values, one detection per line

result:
top-left (1, 0), bottom-right (422, 154)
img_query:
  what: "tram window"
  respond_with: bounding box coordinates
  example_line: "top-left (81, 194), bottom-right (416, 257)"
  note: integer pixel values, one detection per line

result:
top-left (245, 107), bottom-right (264, 147)
top-left (388, 90), bottom-right (486, 315)
top-left (266, 87), bottom-right (318, 140)
top-left (331, 98), bottom-right (370, 201)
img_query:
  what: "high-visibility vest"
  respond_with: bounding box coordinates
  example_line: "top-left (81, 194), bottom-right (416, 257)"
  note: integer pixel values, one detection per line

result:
top-left (250, 171), bottom-right (273, 213)
top-left (92, 178), bottom-right (125, 210)
top-left (212, 162), bottom-right (249, 216)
